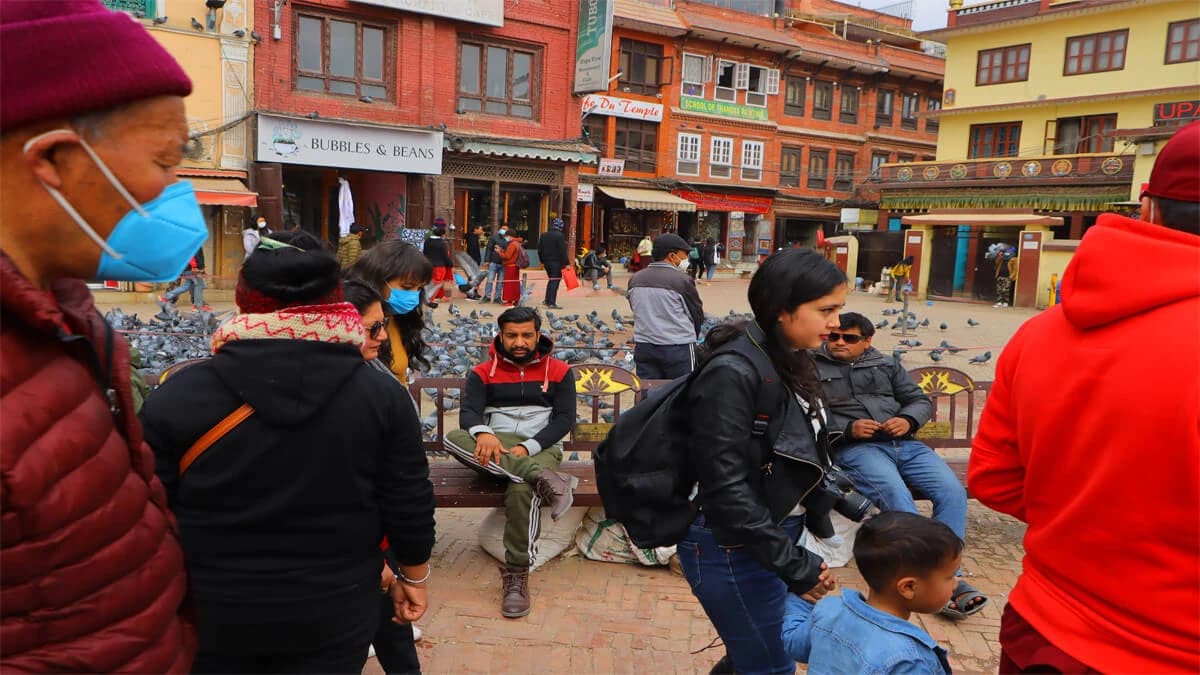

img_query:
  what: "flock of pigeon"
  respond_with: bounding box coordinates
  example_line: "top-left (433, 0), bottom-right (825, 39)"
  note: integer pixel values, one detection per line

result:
top-left (874, 308), bottom-right (993, 365)
top-left (105, 306), bottom-right (225, 378)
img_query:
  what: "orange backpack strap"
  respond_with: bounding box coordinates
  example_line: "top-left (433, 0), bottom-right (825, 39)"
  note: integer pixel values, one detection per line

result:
top-left (179, 403), bottom-right (254, 476)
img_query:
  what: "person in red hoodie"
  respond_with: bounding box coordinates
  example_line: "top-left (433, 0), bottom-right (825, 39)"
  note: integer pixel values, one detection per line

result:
top-left (0, 1), bottom-right (202, 671)
top-left (969, 120), bottom-right (1200, 673)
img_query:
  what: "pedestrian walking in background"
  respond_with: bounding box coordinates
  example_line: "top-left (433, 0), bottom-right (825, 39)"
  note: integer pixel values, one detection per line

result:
top-left (482, 224), bottom-right (508, 303)
top-left (702, 237), bottom-right (719, 282)
top-left (538, 217), bottom-right (569, 308)
top-left (0, 2), bottom-right (202, 669)
top-left (467, 223), bottom-right (485, 265)
top-left (337, 223), bottom-right (364, 268)
top-left (626, 234), bottom-right (704, 379)
top-left (141, 231), bottom-right (435, 674)
top-left (497, 229), bottom-right (525, 306)
top-left (423, 218), bottom-right (453, 305)
top-left (244, 216), bottom-right (268, 259)
top-left (350, 239), bottom-right (434, 386)
top-left (160, 246), bottom-right (210, 311)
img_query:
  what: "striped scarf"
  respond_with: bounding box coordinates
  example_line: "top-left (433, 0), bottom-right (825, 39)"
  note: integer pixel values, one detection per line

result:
top-left (211, 302), bottom-right (365, 353)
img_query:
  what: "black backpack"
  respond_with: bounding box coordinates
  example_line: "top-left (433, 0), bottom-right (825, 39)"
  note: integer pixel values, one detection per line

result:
top-left (594, 340), bottom-right (784, 549)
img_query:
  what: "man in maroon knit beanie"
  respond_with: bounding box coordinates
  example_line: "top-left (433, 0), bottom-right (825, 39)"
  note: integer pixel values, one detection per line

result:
top-left (0, 1), bottom-right (200, 671)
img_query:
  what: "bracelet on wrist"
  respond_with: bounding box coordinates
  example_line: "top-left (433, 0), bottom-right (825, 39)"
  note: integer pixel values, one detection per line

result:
top-left (399, 565), bottom-right (432, 585)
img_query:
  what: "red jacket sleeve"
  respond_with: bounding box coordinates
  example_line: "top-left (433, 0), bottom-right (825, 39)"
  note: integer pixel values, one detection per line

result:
top-left (968, 339), bottom-right (1027, 522)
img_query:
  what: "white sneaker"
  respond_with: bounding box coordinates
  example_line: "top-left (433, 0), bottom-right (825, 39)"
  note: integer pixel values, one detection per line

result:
top-left (412, 625), bottom-right (423, 642)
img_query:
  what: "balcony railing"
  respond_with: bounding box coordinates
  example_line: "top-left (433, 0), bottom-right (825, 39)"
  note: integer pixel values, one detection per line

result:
top-left (871, 152), bottom-right (1134, 188)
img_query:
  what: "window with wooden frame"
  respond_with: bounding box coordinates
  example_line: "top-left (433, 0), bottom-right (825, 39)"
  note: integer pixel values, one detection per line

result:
top-left (870, 152), bottom-right (890, 177)
top-left (1064, 30), bottom-right (1128, 75)
top-left (296, 12), bottom-right (391, 100)
top-left (715, 60), bottom-right (738, 102)
top-left (784, 76), bottom-right (806, 117)
top-left (682, 53), bottom-right (712, 97)
top-left (896, 153), bottom-right (915, 163)
top-left (976, 44), bottom-right (1030, 85)
top-left (1165, 18), bottom-right (1199, 64)
top-left (875, 89), bottom-right (894, 127)
top-left (585, 115), bottom-right (609, 156)
top-left (710, 137), bottom-right (733, 178)
top-left (677, 133), bottom-right (701, 176)
top-left (969, 122), bottom-right (1022, 158)
top-left (807, 149), bottom-right (829, 189)
top-left (813, 81), bottom-right (833, 121)
top-left (458, 39), bottom-right (540, 118)
top-left (614, 118), bottom-right (658, 173)
top-left (926, 98), bottom-right (941, 133)
top-left (834, 152), bottom-right (855, 191)
top-left (840, 87), bottom-right (860, 124)
top-left (619, 39), bottom-right (668, 95)
top-left (780, 147), bottom-right (803, 187)
top-left (741, 140), bottom-right (764, 181)
top-left (901, 92), bottom-right (920, 130)
top-left (1050, 113), bottom-right (1117, 154)
top-left (745, 66), bottom-right (780, 107)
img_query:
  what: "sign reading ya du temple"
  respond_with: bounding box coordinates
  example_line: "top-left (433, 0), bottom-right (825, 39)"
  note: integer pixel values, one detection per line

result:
top-left (680, 96), bottom-right (768, 122)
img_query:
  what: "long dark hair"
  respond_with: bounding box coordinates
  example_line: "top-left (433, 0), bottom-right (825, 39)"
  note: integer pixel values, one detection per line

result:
top-left (349, 240), bottom-right (434, 371)
top-left (703, 249), bottom-right (846, 410)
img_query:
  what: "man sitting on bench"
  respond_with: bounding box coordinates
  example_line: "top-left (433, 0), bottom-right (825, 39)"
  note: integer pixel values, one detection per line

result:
top-left (444, 307), bottom-right (578, 619)
top-left (812, 312), bottom-right (988, 620)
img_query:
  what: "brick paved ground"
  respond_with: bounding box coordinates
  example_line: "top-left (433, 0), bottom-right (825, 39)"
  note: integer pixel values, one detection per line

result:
top-left (95, 268), bottom-right (1039, 674)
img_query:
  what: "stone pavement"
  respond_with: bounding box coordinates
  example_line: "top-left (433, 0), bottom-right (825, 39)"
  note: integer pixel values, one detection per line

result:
top-left (92, 267), bottom-right (1040, 673)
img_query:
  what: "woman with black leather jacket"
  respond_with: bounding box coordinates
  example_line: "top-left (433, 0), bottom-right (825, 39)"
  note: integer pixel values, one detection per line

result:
top-left (678, 248), bottom-right (848, 675)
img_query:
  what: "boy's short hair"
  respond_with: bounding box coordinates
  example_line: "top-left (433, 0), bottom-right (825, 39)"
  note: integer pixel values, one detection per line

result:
top-left (854, 512), bottom-right (963, 593)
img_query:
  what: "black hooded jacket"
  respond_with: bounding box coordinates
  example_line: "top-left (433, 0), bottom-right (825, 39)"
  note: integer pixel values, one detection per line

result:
top-left (140, 339), bottom-right (435, 622)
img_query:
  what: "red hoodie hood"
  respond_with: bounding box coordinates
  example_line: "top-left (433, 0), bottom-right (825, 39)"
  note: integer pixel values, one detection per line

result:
top-left (1060, 213), bottom-right (1200, 330)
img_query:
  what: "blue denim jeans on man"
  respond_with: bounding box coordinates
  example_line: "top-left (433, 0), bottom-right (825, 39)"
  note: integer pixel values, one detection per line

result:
top-left (482, 262), bottom-right (504, 301)
top-left (781, 590), bottom-right (951, 673)
top-left (165, 272), bottom-right (205, 307)
top-left (835, 439), bottom-right (966, 540)
top-left (677, 513), bottom-right (804, 675)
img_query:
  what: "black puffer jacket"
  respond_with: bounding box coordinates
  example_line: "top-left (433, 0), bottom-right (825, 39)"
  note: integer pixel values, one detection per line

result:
top-left (140, 339), bottom-right (435, 628)
top-left (686, 324), bottom-right (830, 593)
top-left (811, 345), bottom-right (932, 444)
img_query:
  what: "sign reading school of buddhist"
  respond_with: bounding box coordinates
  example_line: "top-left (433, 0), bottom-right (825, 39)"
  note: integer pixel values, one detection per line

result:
top-left (679, 96), bottom-right (768, 122)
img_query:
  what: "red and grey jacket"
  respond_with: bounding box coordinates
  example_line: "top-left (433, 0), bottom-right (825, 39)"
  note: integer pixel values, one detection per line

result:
top-left (460, 334), bottom-right (575, 455)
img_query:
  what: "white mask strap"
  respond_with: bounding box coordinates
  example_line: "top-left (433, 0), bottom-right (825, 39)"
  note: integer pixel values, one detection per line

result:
top-left (74, 136), bottom-right (149, 217)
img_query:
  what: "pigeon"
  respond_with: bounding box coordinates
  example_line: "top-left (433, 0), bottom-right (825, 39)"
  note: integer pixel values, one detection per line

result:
top-left (232, 29), bottom-right (245, 38)
top-left (919, 318), bottom-right (930, 327)
top-left (480, 311), bottom-right (493, 318)
top-left (967, 318), bottom-right (981, 327)
top-left (611, 309), bottom-right (622, 321)
top-left (898, 339), bottom-right (922, 347)
top-left (448, 304), bottom-right (461, 317)
top-left (891, 349), bottom-right (906, 363)
top-left (939, 322), bottom-right (948, 331)
top-left (250, 30), bottom-right (263, 42)
top-left (968, 351), bottom-right (993, 365)
top-left (152, 15), bottom-right (168, 24)
top-left (929, 351), bottom-right (943, 362)
top-left (190, 17), bottom-right (203, 30)
top-left (875, 319), bottom-right (889, 329)
top-left (880, 308), bottom-right (898, 316)
top-left (469, 310), bottom-right (479, 320)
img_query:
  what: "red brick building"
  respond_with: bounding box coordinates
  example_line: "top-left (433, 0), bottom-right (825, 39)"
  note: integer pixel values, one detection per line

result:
top-left (251, 0), bottom-right (595, 257)
top-left (577, 0), bottom-right (944, 269)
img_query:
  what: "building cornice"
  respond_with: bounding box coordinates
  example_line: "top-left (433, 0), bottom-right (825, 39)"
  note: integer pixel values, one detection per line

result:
top-left (924, 0), bottom-right (1171, 39)
top-left (927, 84), bottom-right (1200, 117)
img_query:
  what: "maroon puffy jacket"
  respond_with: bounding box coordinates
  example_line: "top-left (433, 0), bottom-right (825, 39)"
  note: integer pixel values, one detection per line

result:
top-left (0, 253), bottom-right (196, 672)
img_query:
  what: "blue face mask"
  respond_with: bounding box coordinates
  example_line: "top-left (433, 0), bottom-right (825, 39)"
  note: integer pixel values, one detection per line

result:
top-left (386, 288), bottom-right (421, 315)
top-left (27, 130), bottom-right (209, 282)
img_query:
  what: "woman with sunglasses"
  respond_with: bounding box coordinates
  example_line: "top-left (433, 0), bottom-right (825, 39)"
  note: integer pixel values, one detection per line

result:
top-left (344, 278), bottom-right (427, 675)
top-left (678, 248), bottom-right (847, 675)
top-left (349, 240), bottom-right (434, 385)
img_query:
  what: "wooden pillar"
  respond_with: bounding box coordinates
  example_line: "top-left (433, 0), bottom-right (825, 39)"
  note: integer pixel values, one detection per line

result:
top-left (1014, 229), bottom-right (1044, 308)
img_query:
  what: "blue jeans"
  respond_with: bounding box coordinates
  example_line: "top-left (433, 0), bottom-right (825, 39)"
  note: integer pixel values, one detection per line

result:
top-left (166, 273), bottom-right (205, 306)
top-left (836, 439), bottom-right (967, 540)
top-left (482, 262), bottom-right (504, 301)
top-left (705, 263), bottom-right (716, 281)
top-left (678, 513), bottom-right (804, 675)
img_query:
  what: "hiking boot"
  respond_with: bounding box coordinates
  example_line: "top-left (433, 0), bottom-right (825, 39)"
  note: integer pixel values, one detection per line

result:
top-left (499, 565), bottom-right (531, 618)
top-left (533, 469), bottom-right (578, 520)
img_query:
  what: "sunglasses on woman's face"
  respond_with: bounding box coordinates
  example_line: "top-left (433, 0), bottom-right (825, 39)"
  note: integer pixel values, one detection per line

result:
top-left (367, 316), bottom-right (390, 338)
top-left (827, 332), bottom-right (867, 345)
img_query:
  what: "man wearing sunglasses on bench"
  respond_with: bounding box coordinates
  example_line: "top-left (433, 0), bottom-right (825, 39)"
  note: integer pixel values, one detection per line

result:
top-left (812, 312), bottom-right (987, 621)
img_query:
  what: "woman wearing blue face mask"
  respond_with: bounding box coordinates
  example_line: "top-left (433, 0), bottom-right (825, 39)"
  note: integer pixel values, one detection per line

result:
top-left (349, 239), bottom-right (433, 386)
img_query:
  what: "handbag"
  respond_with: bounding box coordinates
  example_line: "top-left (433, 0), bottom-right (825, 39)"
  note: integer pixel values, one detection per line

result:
top-left (562, 265), bottom-right (580, 291)
top-left (178, 403), bottom-right (254, 475)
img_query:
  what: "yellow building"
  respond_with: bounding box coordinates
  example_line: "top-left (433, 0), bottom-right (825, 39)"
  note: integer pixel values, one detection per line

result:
top-left (874, 0), bottom-right (1199, 307)
top-left (103, 0), bottom-right (257, 287)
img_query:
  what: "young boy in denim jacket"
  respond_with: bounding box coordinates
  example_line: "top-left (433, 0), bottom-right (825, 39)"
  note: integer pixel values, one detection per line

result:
top-left (782, 512), bottom-right (960, 673)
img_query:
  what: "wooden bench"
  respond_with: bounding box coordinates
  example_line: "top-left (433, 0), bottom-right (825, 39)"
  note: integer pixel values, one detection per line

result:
top-left (414, 364), bottom-right (990, 508)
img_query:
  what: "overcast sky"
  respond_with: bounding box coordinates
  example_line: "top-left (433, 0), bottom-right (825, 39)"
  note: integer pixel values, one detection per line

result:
top-left (856, 0), bottom-right (951, 31)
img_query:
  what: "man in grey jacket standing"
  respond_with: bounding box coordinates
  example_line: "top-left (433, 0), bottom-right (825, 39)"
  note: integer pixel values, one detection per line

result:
top-left (813, 311), bottom-right (986, 619)
top-left (627, 234), bottom-right (704, 379)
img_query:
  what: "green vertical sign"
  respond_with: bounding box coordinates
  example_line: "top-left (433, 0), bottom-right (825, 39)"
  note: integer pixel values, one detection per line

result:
top-left (574, 0), bottom-right (614, 94)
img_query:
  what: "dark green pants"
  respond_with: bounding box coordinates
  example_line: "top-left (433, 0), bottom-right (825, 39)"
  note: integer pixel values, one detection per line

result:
top-left (444, 429), bottom-right (563, 567)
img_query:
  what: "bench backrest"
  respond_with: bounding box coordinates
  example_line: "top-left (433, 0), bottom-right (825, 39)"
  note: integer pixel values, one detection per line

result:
top-left (906, 366), bottom-right (991, 449)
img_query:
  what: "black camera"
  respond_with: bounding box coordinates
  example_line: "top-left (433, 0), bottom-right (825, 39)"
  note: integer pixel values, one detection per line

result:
top-left (804, 464), bottom-right (879, 539)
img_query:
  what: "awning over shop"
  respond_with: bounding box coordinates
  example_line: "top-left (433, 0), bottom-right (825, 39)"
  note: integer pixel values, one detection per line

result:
top-left (901, 212), bottom-right (1063, 226)
top-left (597, 186), bottom-right (696, 212)
top-left (881, 187), bottom-right (1128, 212)
top-left (452, 138), bottom-right (598, 164)
top-left (187, 177), bottom-right (258, 207)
